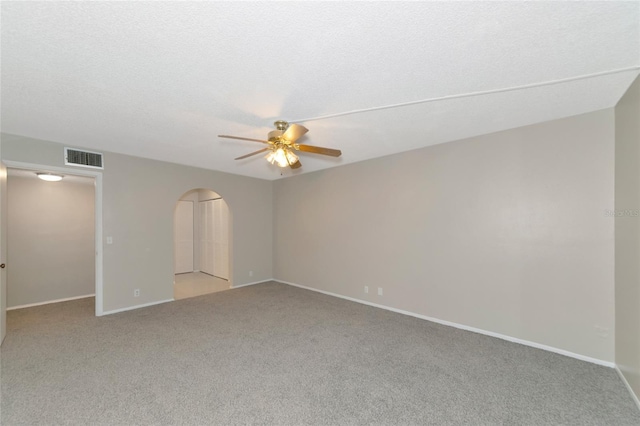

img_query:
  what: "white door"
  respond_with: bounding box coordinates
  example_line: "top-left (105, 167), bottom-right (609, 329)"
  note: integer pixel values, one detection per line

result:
top-left (200, 200), bottom-right (214, 276)
top-left (0, 158), bottom-right (7, 344)
top-left (199, 199), bottom-right (229, 280)
top-left (174, 200), bottom-right (194, 274)
top-left (212, 199), bottom-right (229, 280)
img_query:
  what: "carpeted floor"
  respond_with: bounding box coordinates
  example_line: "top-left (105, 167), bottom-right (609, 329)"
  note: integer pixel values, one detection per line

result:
top-left (1, 281), bottom-right (639, 425)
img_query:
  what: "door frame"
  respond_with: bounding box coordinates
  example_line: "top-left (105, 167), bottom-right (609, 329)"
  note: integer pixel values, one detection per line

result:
top-left (2, 160), bottom-right (104, 316)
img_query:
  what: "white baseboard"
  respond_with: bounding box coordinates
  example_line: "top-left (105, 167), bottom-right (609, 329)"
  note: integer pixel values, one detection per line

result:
top-left (101, 299), bottom-right (174, 316)
top-left (7, 294), bottom-right (95, 311)
top-left (276, 279), bottom-right (615, 368)
top-left (616, 366), bottom-right (640, 411)
top-left (231, 279), bottom-right (273, 289)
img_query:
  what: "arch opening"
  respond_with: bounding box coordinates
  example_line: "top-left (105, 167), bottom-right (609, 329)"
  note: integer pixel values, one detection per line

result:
top-left (173, 188), bottom-right (231, 300)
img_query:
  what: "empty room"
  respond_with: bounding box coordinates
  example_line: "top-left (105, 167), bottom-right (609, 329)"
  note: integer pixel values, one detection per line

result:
top-left (1, 2), bottom-right (639, 425)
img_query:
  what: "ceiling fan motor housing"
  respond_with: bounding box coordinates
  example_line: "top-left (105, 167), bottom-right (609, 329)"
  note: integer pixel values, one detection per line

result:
top-left (268, 129), bottom-right (285, 142)
top-left (274, 120), bottom-right (289, 131)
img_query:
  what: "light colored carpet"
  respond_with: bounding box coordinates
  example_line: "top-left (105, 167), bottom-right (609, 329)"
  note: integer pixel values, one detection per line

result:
top-left (1, 281), bottom-right (639, 425)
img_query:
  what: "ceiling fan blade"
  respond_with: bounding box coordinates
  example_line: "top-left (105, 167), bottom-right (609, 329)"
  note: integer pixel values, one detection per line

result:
top-left (235, 147), bottom-right (270, 160)
top-left (281, 124), bottom-right (308, 143)
top-left (218, 135), bottom-right (270, 144)
top-left (289, 159), bottom-right (302, 169)
top-left (296, 144), bottom-right (342, 157)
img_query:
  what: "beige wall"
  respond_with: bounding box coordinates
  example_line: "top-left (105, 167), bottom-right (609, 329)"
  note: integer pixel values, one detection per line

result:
top-left (0, 108), bottom-right (623, 366)
top-left (615, 74), bottom-right (640, 400)
top-left (0, 134), bottom-right (273, 313)
top-left (7, 172), bottom-right (95, 307)
top-left (274, 109), bottom-right (615, 362)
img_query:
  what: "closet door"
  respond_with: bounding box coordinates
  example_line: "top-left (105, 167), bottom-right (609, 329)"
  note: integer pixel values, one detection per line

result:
top-left (174, 201), bottom-right (194, 274)
top-left (199, 200), bottom-right (214, 275)
top-left (212, 199), bottom-right (229, 280)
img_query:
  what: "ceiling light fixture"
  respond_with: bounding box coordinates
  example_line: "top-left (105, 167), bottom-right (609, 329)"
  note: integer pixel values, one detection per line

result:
top-left (265, 146), bottom-right (299, 168)
top-left (36, 172), bottom-right (63, 182)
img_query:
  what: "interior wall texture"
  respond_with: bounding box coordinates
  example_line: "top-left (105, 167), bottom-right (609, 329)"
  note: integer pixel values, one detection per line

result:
top-left (7, 173), bottom-right (95, 307)
top-left (0, 134), bottom-right (273, 313)
top-left (274, 109), bottom-right (615, 362)
top-left (615, 74), bottom-right (640, 399)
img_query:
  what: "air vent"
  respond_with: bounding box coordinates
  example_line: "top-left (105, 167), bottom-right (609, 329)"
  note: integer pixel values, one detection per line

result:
top-left (64, 147), bottom-right (104, 169)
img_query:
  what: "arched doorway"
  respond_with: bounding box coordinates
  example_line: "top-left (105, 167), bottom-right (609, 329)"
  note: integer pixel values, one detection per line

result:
top-left (173, 188), bottom-right (231, 300)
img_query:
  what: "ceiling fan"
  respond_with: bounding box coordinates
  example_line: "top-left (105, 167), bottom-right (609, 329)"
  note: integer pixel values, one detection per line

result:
top-left (219, 120), bottom-right (341, 169)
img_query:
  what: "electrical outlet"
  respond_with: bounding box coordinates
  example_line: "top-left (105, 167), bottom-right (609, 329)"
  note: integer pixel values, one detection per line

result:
top-left (134, 289), bottom-right (140, 297)
top-left (106, 236), bottom-right (113, 245)
top-left (249, 271), bottom-right (253, 277)
top-left (378, 287), bottom-right (383, 296)
top-left (364, 286), bottom-right (369, 294)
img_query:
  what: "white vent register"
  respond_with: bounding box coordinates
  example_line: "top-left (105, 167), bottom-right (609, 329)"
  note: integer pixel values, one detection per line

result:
top-left (65, 147), bottom-right (104, 169)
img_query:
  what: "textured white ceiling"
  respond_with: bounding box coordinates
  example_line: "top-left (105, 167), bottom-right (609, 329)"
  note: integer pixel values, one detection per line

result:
top-left (1, 2), bottom-right (639, 180)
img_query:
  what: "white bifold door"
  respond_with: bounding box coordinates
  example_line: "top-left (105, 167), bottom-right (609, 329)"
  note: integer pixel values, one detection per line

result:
top-left (174, 200), bottom-right (194, 274)
top-left (200, 199), bottom-right (229, 280)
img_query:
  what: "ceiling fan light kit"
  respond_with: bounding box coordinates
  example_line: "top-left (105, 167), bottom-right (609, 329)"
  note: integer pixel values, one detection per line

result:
top-left (219, 120), bottom-right (341, 171)
top-left (266, 147), bottom-right (299, 168)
